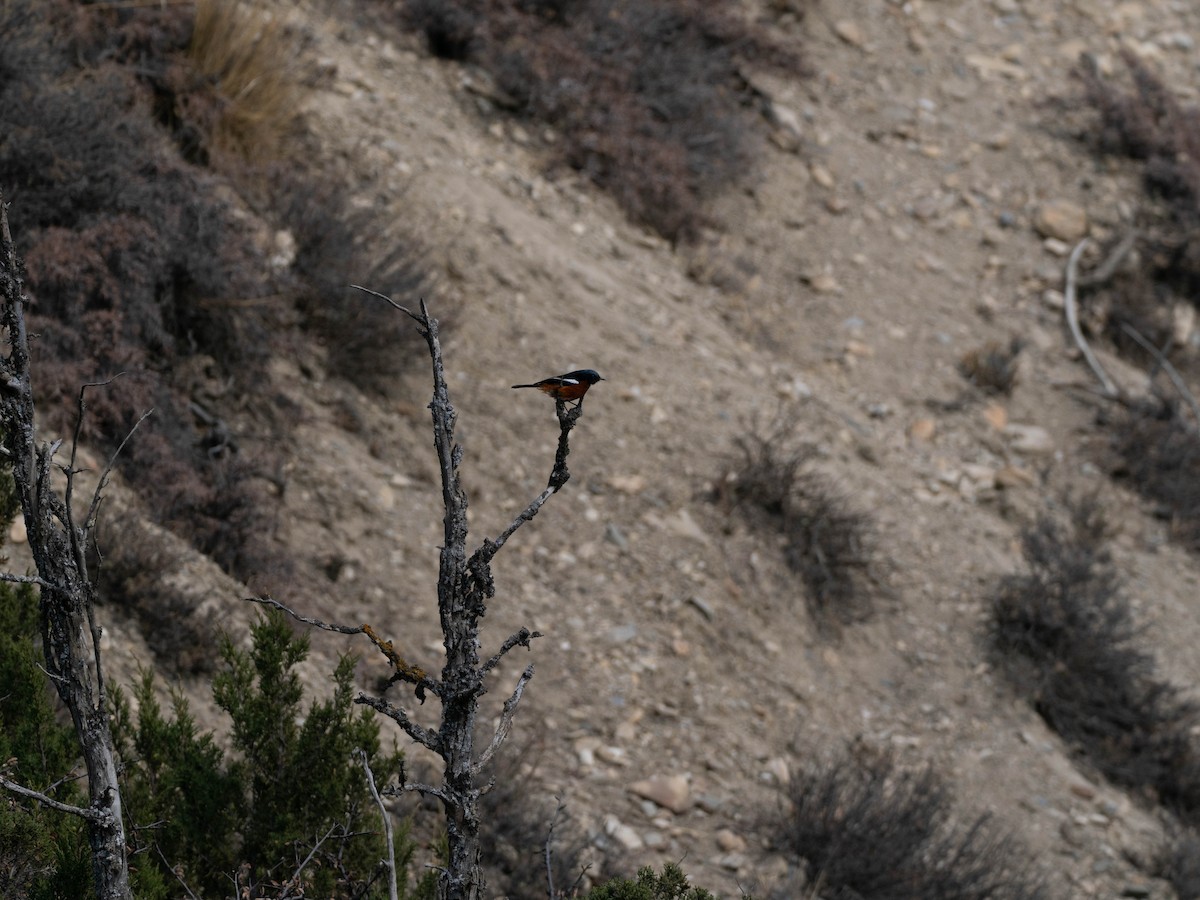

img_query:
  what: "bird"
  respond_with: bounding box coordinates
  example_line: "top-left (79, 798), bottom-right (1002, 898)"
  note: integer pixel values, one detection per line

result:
top-left (511, 369), bottom-right (605, 407)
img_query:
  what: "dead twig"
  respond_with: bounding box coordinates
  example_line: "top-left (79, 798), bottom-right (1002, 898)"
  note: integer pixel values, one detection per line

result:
top-left (356, 749), bottom-right (399, 900)
top-left (1119, 322), bottom-right (1200, 427)
top-left (1065, 237), bottom-right (1121, 398)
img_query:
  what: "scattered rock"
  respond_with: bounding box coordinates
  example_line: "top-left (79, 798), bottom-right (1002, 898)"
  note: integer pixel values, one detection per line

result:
top-left (995, 465), bottom-right (1036, 488)
top-left (608, 474), bottom-right (647, 494)
top-left (809, 163), bottom-right (836, 189)
top-left (1004, 423), bottom-right (1054, 455)
top-left (687, 596), bottom-right (715, 621)
top-left (834, 20), bottom-right (866, 48)
top-left (9, 518), bottom-right (26, 544)
top-left (909, 417), bottom-right (937, 443)
top-left (604, 814), bottom-right (644, 851)
top-left (715, 828), bottom-right (747, 852)
top-left (982, 403), bottom-right (1008, 431)
top-left (1034, 200), bottom-right (1088, 242)
top-left (629, 774), bottom-right (691, 814)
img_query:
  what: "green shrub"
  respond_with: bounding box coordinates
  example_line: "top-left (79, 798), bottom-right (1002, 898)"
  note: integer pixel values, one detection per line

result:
top-left (583, 863), bottom-right (719, 900)
top-left (0, 457), bottom-right (94, 899)
top-left (113, 611), bottom-right (425, 898)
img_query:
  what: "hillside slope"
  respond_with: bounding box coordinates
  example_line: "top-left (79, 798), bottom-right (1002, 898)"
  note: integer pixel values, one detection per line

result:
top-left (75, 0), bottom-right (1200, 896)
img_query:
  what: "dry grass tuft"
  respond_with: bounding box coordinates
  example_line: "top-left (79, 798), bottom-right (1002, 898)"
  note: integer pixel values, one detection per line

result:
top-left (187, 0), bottom-right (307, 163)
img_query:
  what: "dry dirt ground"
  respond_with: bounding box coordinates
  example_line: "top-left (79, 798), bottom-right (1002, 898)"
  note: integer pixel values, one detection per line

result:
top-left (63, 0), bottom-right (1200, 896)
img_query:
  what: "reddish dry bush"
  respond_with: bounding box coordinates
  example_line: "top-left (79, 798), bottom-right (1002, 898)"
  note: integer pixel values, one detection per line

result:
top-left (403, 0), bottom-right (805, 242)
top-left (2, 0), bottom-right (429, 608)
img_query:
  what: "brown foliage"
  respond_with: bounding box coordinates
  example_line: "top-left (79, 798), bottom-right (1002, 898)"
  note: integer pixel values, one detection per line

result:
top-left (402, 0), bottom-right (806, 242)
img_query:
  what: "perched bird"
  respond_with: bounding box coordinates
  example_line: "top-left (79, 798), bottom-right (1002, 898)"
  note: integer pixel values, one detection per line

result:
top-left (511, 369), bottom-right (605, 407)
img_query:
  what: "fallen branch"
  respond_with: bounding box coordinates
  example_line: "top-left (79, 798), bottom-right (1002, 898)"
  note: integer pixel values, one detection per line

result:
top-left (1064, 237), bottom-right (1120, 398)
top-left (1119, 322), bottom-right (1200, 427)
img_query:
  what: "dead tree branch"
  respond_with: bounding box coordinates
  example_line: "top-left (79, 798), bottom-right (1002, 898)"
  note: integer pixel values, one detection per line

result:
top-left (0, 190), bottom-right (134, 899)
top-left (1118, 322), bottom-right (1200, 427)
top-left (246, 293), bottom-right (592, 900)
top-left (356, 749), bottom-right (400, 900)
top-left (1065, 237), bottom-right (1121, 398)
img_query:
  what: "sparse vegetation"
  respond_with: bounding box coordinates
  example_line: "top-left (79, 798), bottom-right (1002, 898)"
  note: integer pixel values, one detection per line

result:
top-left (1158, 829), bottom-right (1200, 900)
top-left (1078, 53), bottom-right (1200, 555)
top-left (0, 0), bottom-right (429, 624)
top-left (723, 422), bottom-right (878, 626)
top-left (400, 0), bottom-right (805, 242)
top-left (960, 337), bottom-right (1024, 396)
top-left (769, 742), bottom-right (1050, 900)
top-left (1109, 398), bottom-right (1200, 552)
top-left (112, 611), bottom-right (428, 899)
top-left (583, 863), bottom-right (717, 900)
top-left (476, 738), bottom-right (592, 897)
top-left (989, 497), bottom-right (1200, 819)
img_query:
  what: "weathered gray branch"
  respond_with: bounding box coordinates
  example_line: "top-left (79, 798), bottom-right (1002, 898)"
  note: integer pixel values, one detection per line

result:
top-left (0, 190), bottom-right (133, 900)
top-left (0, 772), bottom-right (107, 822)
top-left (355, 693), bottom-right (443, 755)
top-left (1064, 237), bottom-right (1120, 398)
top-left (471, 663), bottom-right (535, 776)
top-left (356, 749), bottom-right (399, 900)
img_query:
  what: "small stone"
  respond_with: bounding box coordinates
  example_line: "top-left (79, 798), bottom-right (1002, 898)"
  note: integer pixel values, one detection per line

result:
top-left (687, 596), bottom-right (714, 620)
top-left (608, 474), bottom-right (647, 494)
top-left (845, 338), bottom-right (873, 357)
top-left (715, 829), bottom-right (747, 852)
top-left (605, 524), bottom-right (629, 551)
top-left (629, 774), bottom-right (691, 814)
top-left (1004, 423), bottom-right (1054, 455)
top-left (764, 757), bottom-right (790, 784)
top-left (597, 745), bottom-right (628, 766)
top-left (575, 737), bottom-right (600, 768)
top-left (1042, 289), bottom-right (1065, 310)
top-left (604, 814), bottom-right (644, 851)
top-left (809, 272), bottom-right (842, 293)
top-left (662, 509), bottom-right (709, 543)
top-left (642, 830), bottom-right (667, 850)
top-left (1069, 783), bottom-right (1097, 800)
top-left (995, 465), bottom-right (1036, 488)
top-left (608, 623), bottom-right (638, 643)
top-left (834, 20), bottom-right (865, 47)
top-left (1173, 302), bottom-right (1196, 345)
top-left (1034, 200), bottom-right (1088, 242)
top-left (717, 852), bottom-right (746, 871)
top-left (810, 163), bottom-right (836, 189)
top-left (908, 417), bottom-right (937, 443)
top-left (767, 102), bottom-right (803, 151)
top-left (982, 403), bottom-right (1008, 431)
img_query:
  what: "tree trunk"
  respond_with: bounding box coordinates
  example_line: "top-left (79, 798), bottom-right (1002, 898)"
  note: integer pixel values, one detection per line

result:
top-left (0, 195), bottom-right (133, 900)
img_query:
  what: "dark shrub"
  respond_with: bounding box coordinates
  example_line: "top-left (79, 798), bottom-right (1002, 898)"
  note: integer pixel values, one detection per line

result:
top-left (723, 422), bottom-right (879, 626)
top-left (403, 0), bottom-right (805, 242)
top-left (989, 497), bottom-right (1200, 819)
top-left (772, 743), bottom-right (1051, 900)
